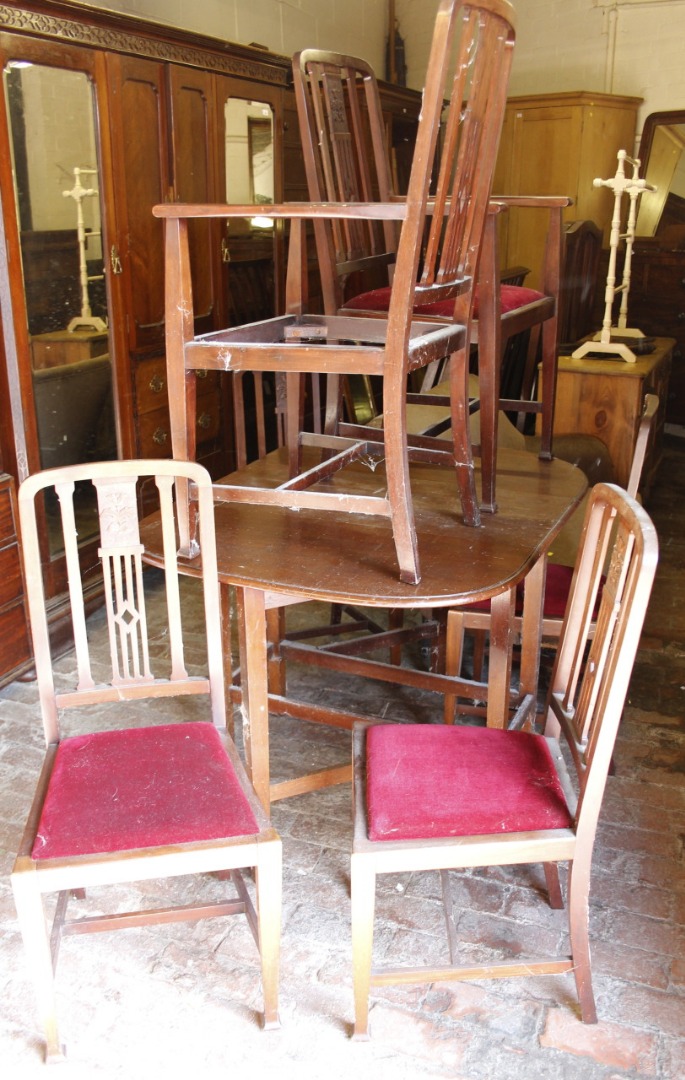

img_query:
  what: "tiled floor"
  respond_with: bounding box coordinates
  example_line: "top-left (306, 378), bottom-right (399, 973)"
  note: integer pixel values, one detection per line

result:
top-left (1, 441), bottom-right (684, 1078)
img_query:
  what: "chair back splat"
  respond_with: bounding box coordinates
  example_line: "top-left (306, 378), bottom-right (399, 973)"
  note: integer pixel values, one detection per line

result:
top-left (351, 482), bottom-right (658, 1038)
top-left (11, 460), bottom-right (281, 1062)
top-left (154, 0), bottom-right (517, 584)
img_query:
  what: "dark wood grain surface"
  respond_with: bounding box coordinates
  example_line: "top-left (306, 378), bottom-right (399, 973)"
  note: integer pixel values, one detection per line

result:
top-left (142, 448), bottom-right (587, 607)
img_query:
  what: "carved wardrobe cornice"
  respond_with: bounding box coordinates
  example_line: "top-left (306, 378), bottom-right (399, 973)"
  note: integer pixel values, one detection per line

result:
top-left (0, 1), bottom-right (290, 86)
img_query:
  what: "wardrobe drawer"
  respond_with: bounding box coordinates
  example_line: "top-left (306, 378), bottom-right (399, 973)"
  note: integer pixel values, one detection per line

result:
top-left (0, 602), bottom-right (32, 675)
top-left (137, 400), bottom-right (222, 457)
top-left (0, 486), bottom-right (16, 545)
top-left (0, 541), bottom-right (23, 607)
top-left (135, 358), bottom-right (221, 415)
top-left (135, 358), bottom-right (169, 414)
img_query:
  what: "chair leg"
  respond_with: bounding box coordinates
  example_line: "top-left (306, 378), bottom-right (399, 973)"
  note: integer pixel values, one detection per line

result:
top-left (256, 839), bottom-right (282, 1030)
top-left (350, 853), bottom-right (377, 1040)
top-left (476, 213), bottom-right (502, 514)
top-left (444, 610), bottom-right (465, 724)
top-left (472, 629), bottom-right (487, 681)
top-left (220, 583), bottom-right (235, 739)
top-left (440, 870), bottom-right (459, 963)
top-left (566, 857), bottom-right (598, 1024)
top-left (11, 872), bottom-right (65, 1062)
top-left (543, 862), bottom-right (565, 909)
top-left (383, 374), bottom-right (421, 585)
top-left (537, 314), bottom-right (558, 460)
top-left (448, 350), bottom-right (481, 527)
top-left (266, 607), bottom-right (287, 697)
top-left (388, 608), bottom-right (404, 667)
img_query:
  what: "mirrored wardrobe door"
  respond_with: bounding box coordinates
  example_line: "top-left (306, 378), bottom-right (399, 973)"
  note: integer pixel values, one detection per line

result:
top-left (2, 43), bottom-right (117, 559)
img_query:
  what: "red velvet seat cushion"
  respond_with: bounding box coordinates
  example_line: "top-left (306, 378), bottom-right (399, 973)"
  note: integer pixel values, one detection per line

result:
top-left (32, 722), bottom-right (259, 859)
top-left (539, 563), bottom-right (604, 621)
top-left (344, 283), bottom-right (545, 319)
top-left (541, 563), bottom-right (575, 620)
top-left (365, 724), bottom-right (572, 842)
top-left (463, 564), bottom-right (602, 621)
top-left (459, 596), bottom-right (493, 614)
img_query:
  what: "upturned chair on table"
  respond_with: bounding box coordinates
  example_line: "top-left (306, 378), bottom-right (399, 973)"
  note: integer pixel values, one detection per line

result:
top-left (11, 460), bottom-right (281, 1062)
top-left (350, 481), bottom-right (658, 1038)
top-left (154, 0), bottom-right (518, 585)
top-left (291, 44), bottom-right (570, 513)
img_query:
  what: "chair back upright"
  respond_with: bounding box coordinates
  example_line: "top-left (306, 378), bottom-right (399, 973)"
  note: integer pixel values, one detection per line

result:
top-left (293, 1), bottom-right (517, 518)
top-left (291, 0), bottom-right (512, 343)
top-left (19, 458), bottom-right (225, 746)
top-left (546, 482), bottom-right (658, 830)
top-left (293, 50), bottom-right (398, 315)
top-left (558, 219), bottom-right (603, 346)
top-left (295, 1), bottom-right (516, 340)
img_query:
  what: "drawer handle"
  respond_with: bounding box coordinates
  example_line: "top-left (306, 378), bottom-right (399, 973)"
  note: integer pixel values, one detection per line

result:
top-left (149, 374), bottom-right (165, 393)
top-left (197, 412), bottom-right (212, 430)
top-left (196, 369), bottom-right (208, 380)
top-left (152, 427), bottom-right (168, 445)
top-left (678, 312), bottom-right (685, 322)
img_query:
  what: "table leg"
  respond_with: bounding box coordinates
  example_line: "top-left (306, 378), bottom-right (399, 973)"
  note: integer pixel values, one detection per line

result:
top-left (236, 585), bottom-right (271, 813)
top-left (486, 586), bottom-right (515, 728)
top-left (518, 554), bottom-right (547, 727)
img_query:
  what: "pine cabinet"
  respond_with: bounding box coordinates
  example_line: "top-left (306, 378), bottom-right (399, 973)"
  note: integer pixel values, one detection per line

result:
top-left (493, 92), bottom-right (642, 288)
top-left (550, 337), bottom-right (673, 495)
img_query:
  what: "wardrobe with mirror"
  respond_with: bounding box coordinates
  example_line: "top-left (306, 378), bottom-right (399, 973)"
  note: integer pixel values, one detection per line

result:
top-left (0, 1), bottom-right (422, 683)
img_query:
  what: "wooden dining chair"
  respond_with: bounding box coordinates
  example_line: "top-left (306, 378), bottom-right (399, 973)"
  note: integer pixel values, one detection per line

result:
top-left (350, 481), bottom-right (658, 1038)
top-left (443, 393), bottom-right (659, 719)
top-left (11, 459), bottom-right (281, 1062)
top-left (291, 45), bottom-right (570, 512)
top-left (557, 219), bottom-right (603, 347)
top-left (154, 0), bottom-right (517, 585)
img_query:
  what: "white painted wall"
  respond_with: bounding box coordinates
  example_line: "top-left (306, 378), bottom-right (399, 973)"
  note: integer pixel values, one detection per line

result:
top-left (396, 0), bottom-right (685, 143)
top-left (69, 0), bottom-right (685, 144)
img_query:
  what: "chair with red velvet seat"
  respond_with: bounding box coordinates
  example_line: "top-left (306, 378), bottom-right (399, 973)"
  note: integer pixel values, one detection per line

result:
top-left (11, 459), bottom-right (281, 1062)
top-left (350, 481), bottom-right (658, 1038)
top-left (443, 393), bottom-right (659, 720)
top-left (292, 46), bottom-right (570, 511)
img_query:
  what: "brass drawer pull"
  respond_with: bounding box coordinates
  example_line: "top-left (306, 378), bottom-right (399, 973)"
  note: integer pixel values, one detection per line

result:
top-left (152, 427), bottom-right (168, 445)
top-left (197, 412), bottom-right (212, 430)
top-left (149, 374), bottom-right (165, 393)
top-left (196, 369), bottom-right (208, 380)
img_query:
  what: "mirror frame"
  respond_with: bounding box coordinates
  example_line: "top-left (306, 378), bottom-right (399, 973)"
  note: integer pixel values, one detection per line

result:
top-left (638, 109), bottom-right (685, 170)
top-left (637, 109), bottom-right (685, 241)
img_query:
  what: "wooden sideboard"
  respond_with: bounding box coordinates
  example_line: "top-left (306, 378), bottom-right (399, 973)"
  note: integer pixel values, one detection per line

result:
top-left (548, 337), bottom-right (674, 495)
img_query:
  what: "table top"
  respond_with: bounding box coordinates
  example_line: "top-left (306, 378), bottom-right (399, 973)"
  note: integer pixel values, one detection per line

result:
top-left (142, 447), bottom-right (587, 608)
